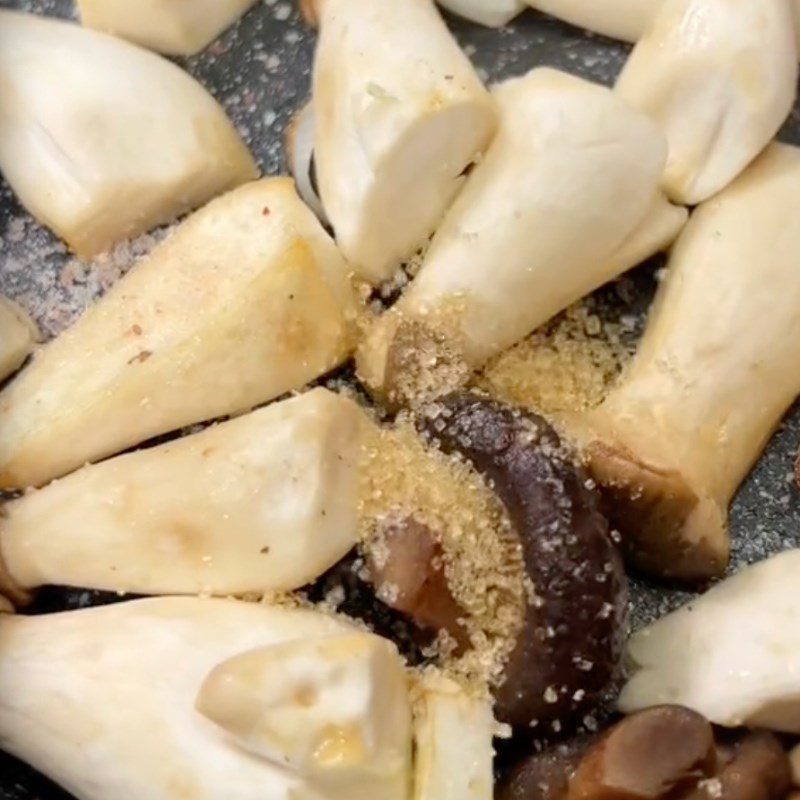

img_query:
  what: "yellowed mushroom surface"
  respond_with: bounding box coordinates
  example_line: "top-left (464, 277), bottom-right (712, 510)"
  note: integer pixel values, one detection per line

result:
top-left (0, 178), bottom-right (357, 490)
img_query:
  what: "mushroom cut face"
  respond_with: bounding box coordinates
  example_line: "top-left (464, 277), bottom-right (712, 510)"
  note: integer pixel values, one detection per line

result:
top-left (311, 0), bottom-right (497, 283)
top-left (419, 392), bottom-right (627, 729)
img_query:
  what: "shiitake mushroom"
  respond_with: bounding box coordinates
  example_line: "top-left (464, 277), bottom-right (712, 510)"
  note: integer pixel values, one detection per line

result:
top-left (418, 391), bottom-right (627, 729)
top-left (499, 708), bottom-right (791, 800)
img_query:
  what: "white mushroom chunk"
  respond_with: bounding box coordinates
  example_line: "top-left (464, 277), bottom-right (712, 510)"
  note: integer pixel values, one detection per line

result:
top-left (0, 296), bottom-right (38, 383)
top-left (527, 0), bottom-right (660, 41)
top-left (0, 11), bottom-right (257, 259)
top-left (357, 68), bottom-right (686, 403)
top-left (616, 0), bottom-right (798, 205)
top-left (578, 143), bottom-right (800, 581)
top-left (437, 0), bottom-right (526, 27)
top-left (0, 389), bottom-right (365, 600)
top-left (413, 676), bottom-right (495, 800)
top-left (0, 178), bottom-right (357, 490)
top-left (77, 0), bottom-right (257, 55)
top-left (312, 0), bottom-right (497, 283)
top-left (197, 633), bottom-right (412, 800)
top-left (0, 597), bottom-right (357, 800)
top-left (619, 550), bottom-right (800, 733)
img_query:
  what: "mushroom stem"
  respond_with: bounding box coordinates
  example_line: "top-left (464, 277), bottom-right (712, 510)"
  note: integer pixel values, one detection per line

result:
top-left (579, 143), bottom-right (800, 581)
top-left (437, 0), bottom-right (525, 27)
top-left (0, 10), bottom-right (256, 257)
top-left (616, 0), bottom-right (798, 204)
top-left (0, 178), bottom-right (357, 490)
top-left (76, 0), bottom-right (258, 55)
top-left (0, 597), bottom-right (357, 800)
top-left (312, 0), bottom-right (497, 283)
top-left (526, 0), bottom-right (659, 42)
top-left (357, 68), bottom-right (685, 406)
top-left (0, 389), bottom-right (365, 601)
top-left (0, 296), bottom-right (38, 383)
top-left (619, 549), bottom-right (800, 732)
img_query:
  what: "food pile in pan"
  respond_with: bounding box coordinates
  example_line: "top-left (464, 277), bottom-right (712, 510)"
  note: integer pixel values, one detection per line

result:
top-left (2, 1), bottom-right (800, 798)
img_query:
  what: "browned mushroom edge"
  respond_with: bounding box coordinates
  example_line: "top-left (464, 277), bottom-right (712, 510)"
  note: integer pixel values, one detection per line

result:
top-left (417, 391), bottom-right (628, 730)
top-left (498, 707), bottom-right (792, 800)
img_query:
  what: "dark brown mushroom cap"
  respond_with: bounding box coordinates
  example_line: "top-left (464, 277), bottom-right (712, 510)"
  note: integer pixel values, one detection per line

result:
top-left (568, 706), bottom-right (716, 800)
top-left (418, 391), bottom-right (627, 729)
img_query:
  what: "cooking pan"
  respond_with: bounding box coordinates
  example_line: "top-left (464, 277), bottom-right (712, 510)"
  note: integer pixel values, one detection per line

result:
top-left (1, 1), bottom-right (799, 797)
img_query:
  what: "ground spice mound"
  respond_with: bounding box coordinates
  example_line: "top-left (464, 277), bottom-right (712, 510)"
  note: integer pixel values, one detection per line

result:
top-left (479, 303), bottom-right (634, 415)
top-left (357, 415), bottom-right (526, 692)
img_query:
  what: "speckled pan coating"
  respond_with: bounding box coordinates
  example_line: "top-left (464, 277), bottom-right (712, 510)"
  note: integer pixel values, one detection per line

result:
top-left (1, 2), bottom-right (799, 797)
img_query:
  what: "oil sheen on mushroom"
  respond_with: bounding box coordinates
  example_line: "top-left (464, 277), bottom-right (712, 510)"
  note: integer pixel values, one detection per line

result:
top-left (419, 392), bottom-right (627, 729)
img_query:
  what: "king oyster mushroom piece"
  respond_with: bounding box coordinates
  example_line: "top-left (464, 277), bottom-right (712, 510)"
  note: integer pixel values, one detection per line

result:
top-left (576, 143), bottom-right (800, 581)
top-left (0, 597), bottom-right (378, 800)
top-left (358, 68), bottom-right (686, 406)
top-left (0, 389), bottom-right (365, 602)
top-left (0, 296), bottom-right (38, 383)
top-left (412, 675), bottom-right (495, 800)
top-left (437, 0), bottom-right (526, 27)
top-left (0, 10), bottom-right (257, 259)
top-left (0, 177), bottom-right (357, 490)
top-left (311, 0), bottom-right (497, 283)
top-left (526, 0), bottom-right (660, 41)
top-left (76, 0), bottom-right (257, 55)
top-left (619, 549), bottom-right (800, 732)
top-left (196, 632), bottom-right (411, 800)
top-left (616, 0), bottom-right (798, 205)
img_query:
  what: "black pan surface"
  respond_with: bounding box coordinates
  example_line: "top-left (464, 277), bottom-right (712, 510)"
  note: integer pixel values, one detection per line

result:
top-left (1, 2), bottom-right (799, 797)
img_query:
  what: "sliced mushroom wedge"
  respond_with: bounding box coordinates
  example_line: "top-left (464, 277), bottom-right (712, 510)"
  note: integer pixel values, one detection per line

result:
top-left (0, 597), bottom-right (358, 800)
top-left (0, 10), bottom-right (257, 258)
top-left (420, 392), bottom-right (627, 729)
top-left (616, 0), bottom-right (798, 205)
top-left (619, 549), bottom-right (800, 732)
top-left (576, 143), bottom-right (800, 581)
top-left (76, 0), bottom-right (257, 55)
top-left (311, 0), bottom-right (497, 283)
top-left (0, 389), bottom-right (364, 602)
top-left (0, 296), bottom-right (38, 383)
top-left (358, 68), bottom-right (686, 406)
top-left (526, 0), bottom-right (660, 42)
top-left (437, 0), bottom-right (526, 27)
top-left (0, 178), bottom-right (357, 490)
top-left (197, 633), bottom-right (411, 800)
top-left (413, 675), bottom-right (495, 800)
